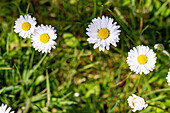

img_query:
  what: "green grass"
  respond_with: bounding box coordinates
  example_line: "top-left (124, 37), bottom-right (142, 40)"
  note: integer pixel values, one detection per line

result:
top-left (0, 0), bottom-right (170, 113)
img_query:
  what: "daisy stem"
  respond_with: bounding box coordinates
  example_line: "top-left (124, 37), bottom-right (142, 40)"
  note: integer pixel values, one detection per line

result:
top-left (27, 53), bottom-right (48, 78)
top-left (148, 104), bottom-right (170, 113)
top-left (46, 70), bottom-right (51, 108)
top-left (132, 74), bottom-right (142, 93)
top-left (26, 2), bottom-right (30, 14)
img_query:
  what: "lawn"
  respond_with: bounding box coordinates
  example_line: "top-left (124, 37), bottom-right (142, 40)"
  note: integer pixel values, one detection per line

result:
top-left (0, 0), bottom-right (170, 113)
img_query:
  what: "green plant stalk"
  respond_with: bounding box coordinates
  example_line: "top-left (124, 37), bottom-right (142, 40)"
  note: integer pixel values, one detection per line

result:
top-left (141, 73), bottom-right (152, 97)
top-left (106, 7), bottom-right (136, 40)
top-left (27, 53), bottom-right (48, 78)
top-left (143, 88), bottom-right (170, 97)
top-left (29, 49), bottom-right (35, 69)
top-left (91, 0), bottom-right (96, 19)
top-left (46, 70), bottom-right (51, 108)
top-left (109, 98), bottom-right (120, 113)
top-left (132, 74), bottom-right (142, 93)
top-left (148, 104), bottom-right (170, 113)
top-left (24, 98), bottom-right (31, 113)
top-left (26, 2), bottom-right (30, 14)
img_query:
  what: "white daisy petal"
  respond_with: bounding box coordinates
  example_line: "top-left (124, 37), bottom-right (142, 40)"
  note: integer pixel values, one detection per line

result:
top-left (14, 15), bottom-right (37, 38)
top-left (127, 94), bottom-right (148, 112)
top-left (127, 45), bottom-right (157, 74)
top-left (0, 103), bottom-right (14, 113)
top-left (86, 16), bottom-right (121, 51)
top-left (166, 69), bottom-right (170, 85)
top-left (31, 24), bottom-right (57, 53)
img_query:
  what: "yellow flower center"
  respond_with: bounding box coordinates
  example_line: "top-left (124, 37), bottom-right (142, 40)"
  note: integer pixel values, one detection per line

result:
top-left (98, 28), bottom-right (109, 39)
top-left (137, 55), bottom-right (147, 65)
top-left (132, 98), bottom-right (136, 106)
top-left (40, 33), bottom-right (50, 43)
top-left (132, 101), bottom-right (137, 106)
top-left (21, 22), bottom-right (31, 31)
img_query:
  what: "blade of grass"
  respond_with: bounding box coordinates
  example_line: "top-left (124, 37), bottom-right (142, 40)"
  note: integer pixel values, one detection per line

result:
top-left (12, 1), bottom-right (24, 15)
top-left (46, 70), bottom-right (51, 107)
top-left (14, 64), bottom-right (22, 80)
top-left (27, 53), bottom-right (48, 78)
top-left (0, 67), bottom-right (13, 70)
top-left (126, 35), bottom-right (136, 46)
top-left (90, 0), bottom-right (96, 19)
top-left (154, 0), bottom-right (170, 18)
top-left (148, 104), bottom-right (169, 113)
top-left (110, 72), bottom-right (132, 88)
top-left (32, 103), bottom-right (43, 113)
top-left (6, 21), bottom-right (14, 55)
top-left (26, 2), bottom-right (30, 14)
top-left (31, 93), bottom-right (47, 102)
top-left (139, 25), bottom-right (149, 36)
top-left (109, 98), bottom-right (120, 113)
top-left (0, 85), bottom-right (21, 94)
top-left (29, 49), bottom-right (35, 69)
top-left (132, 74), bottom-right (142, 93)
top-left (143, 88), bottom-right (170, 97)
top-left (130, 0), bottom-right (136, 29)
top-left (24, 98), bottom-right (31, 113)
top-left (106, 7), bottom-right (136, 39)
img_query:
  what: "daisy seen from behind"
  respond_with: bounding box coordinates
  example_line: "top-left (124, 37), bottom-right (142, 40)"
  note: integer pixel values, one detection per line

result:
top-left (127, 94), bottom-right (148, 112)
top-left (127, 45), bottom-right (157, 74)
top-left (86, 16), bottom-right (121, 51)
top-left (14, 15), bottom-right (37, 38)
top-left (0, 103), bottom-right (14, 113)
top-left (166, 69), bottom-right (170, 85)
top-left (31, 24), bottom-right (57, 53)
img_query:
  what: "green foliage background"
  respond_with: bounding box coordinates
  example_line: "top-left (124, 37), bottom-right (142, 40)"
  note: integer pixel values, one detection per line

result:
top-left (0, 0), bottom-right (169, 113)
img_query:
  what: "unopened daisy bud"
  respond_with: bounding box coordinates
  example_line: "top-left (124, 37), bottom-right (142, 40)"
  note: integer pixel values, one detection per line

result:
top-left (14, 15), bottom-right (37, 38)
top-left (0, 103), bottom-right (14, 113)
top-left (154, 43), bottom-right (164, 52)
top-left (166, 69), bottom-right (170, 86)
top-left (127, 45), bottom-right (157, 74)
top-left (31, 24), bottom-right (57, 53)
top-left (86, 16), bottom-right (121, 51)
top-left (127, 94), bottom-right (148, 112)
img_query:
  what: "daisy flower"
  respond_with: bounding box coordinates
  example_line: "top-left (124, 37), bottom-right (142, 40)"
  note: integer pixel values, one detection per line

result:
top-left (14, 15), bottom-right (37, 38)
top-left (127, 45), bottom-right (157, 74)
top-left (86, 16), bottom-right (121, 51)
top-left (127, 94), bottom-right (148, 112)
top-left (31, 24), bottom-right (57, 53)
top-left (0, 103), bottom-right (14, 113)
top-left (166, 69), bottom-right (170, 85)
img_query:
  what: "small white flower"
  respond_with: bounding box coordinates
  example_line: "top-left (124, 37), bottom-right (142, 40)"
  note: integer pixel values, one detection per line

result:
top-left (166, 69), bottom-right (170, 85)
top-left (14, 15), bottom-right (37, 38)
top-left (31, 24), bottom-right (57, 53)
top-left (86, 16), bottom-right (121, 51)
top-left (127, 45), bottom-right (157, 74)
top-left (127, 94), bottom-right (148, 112)
top-left (0, 103), bottom-right (14, 113)
top-left (74, 92), bottom-right (79, 97)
